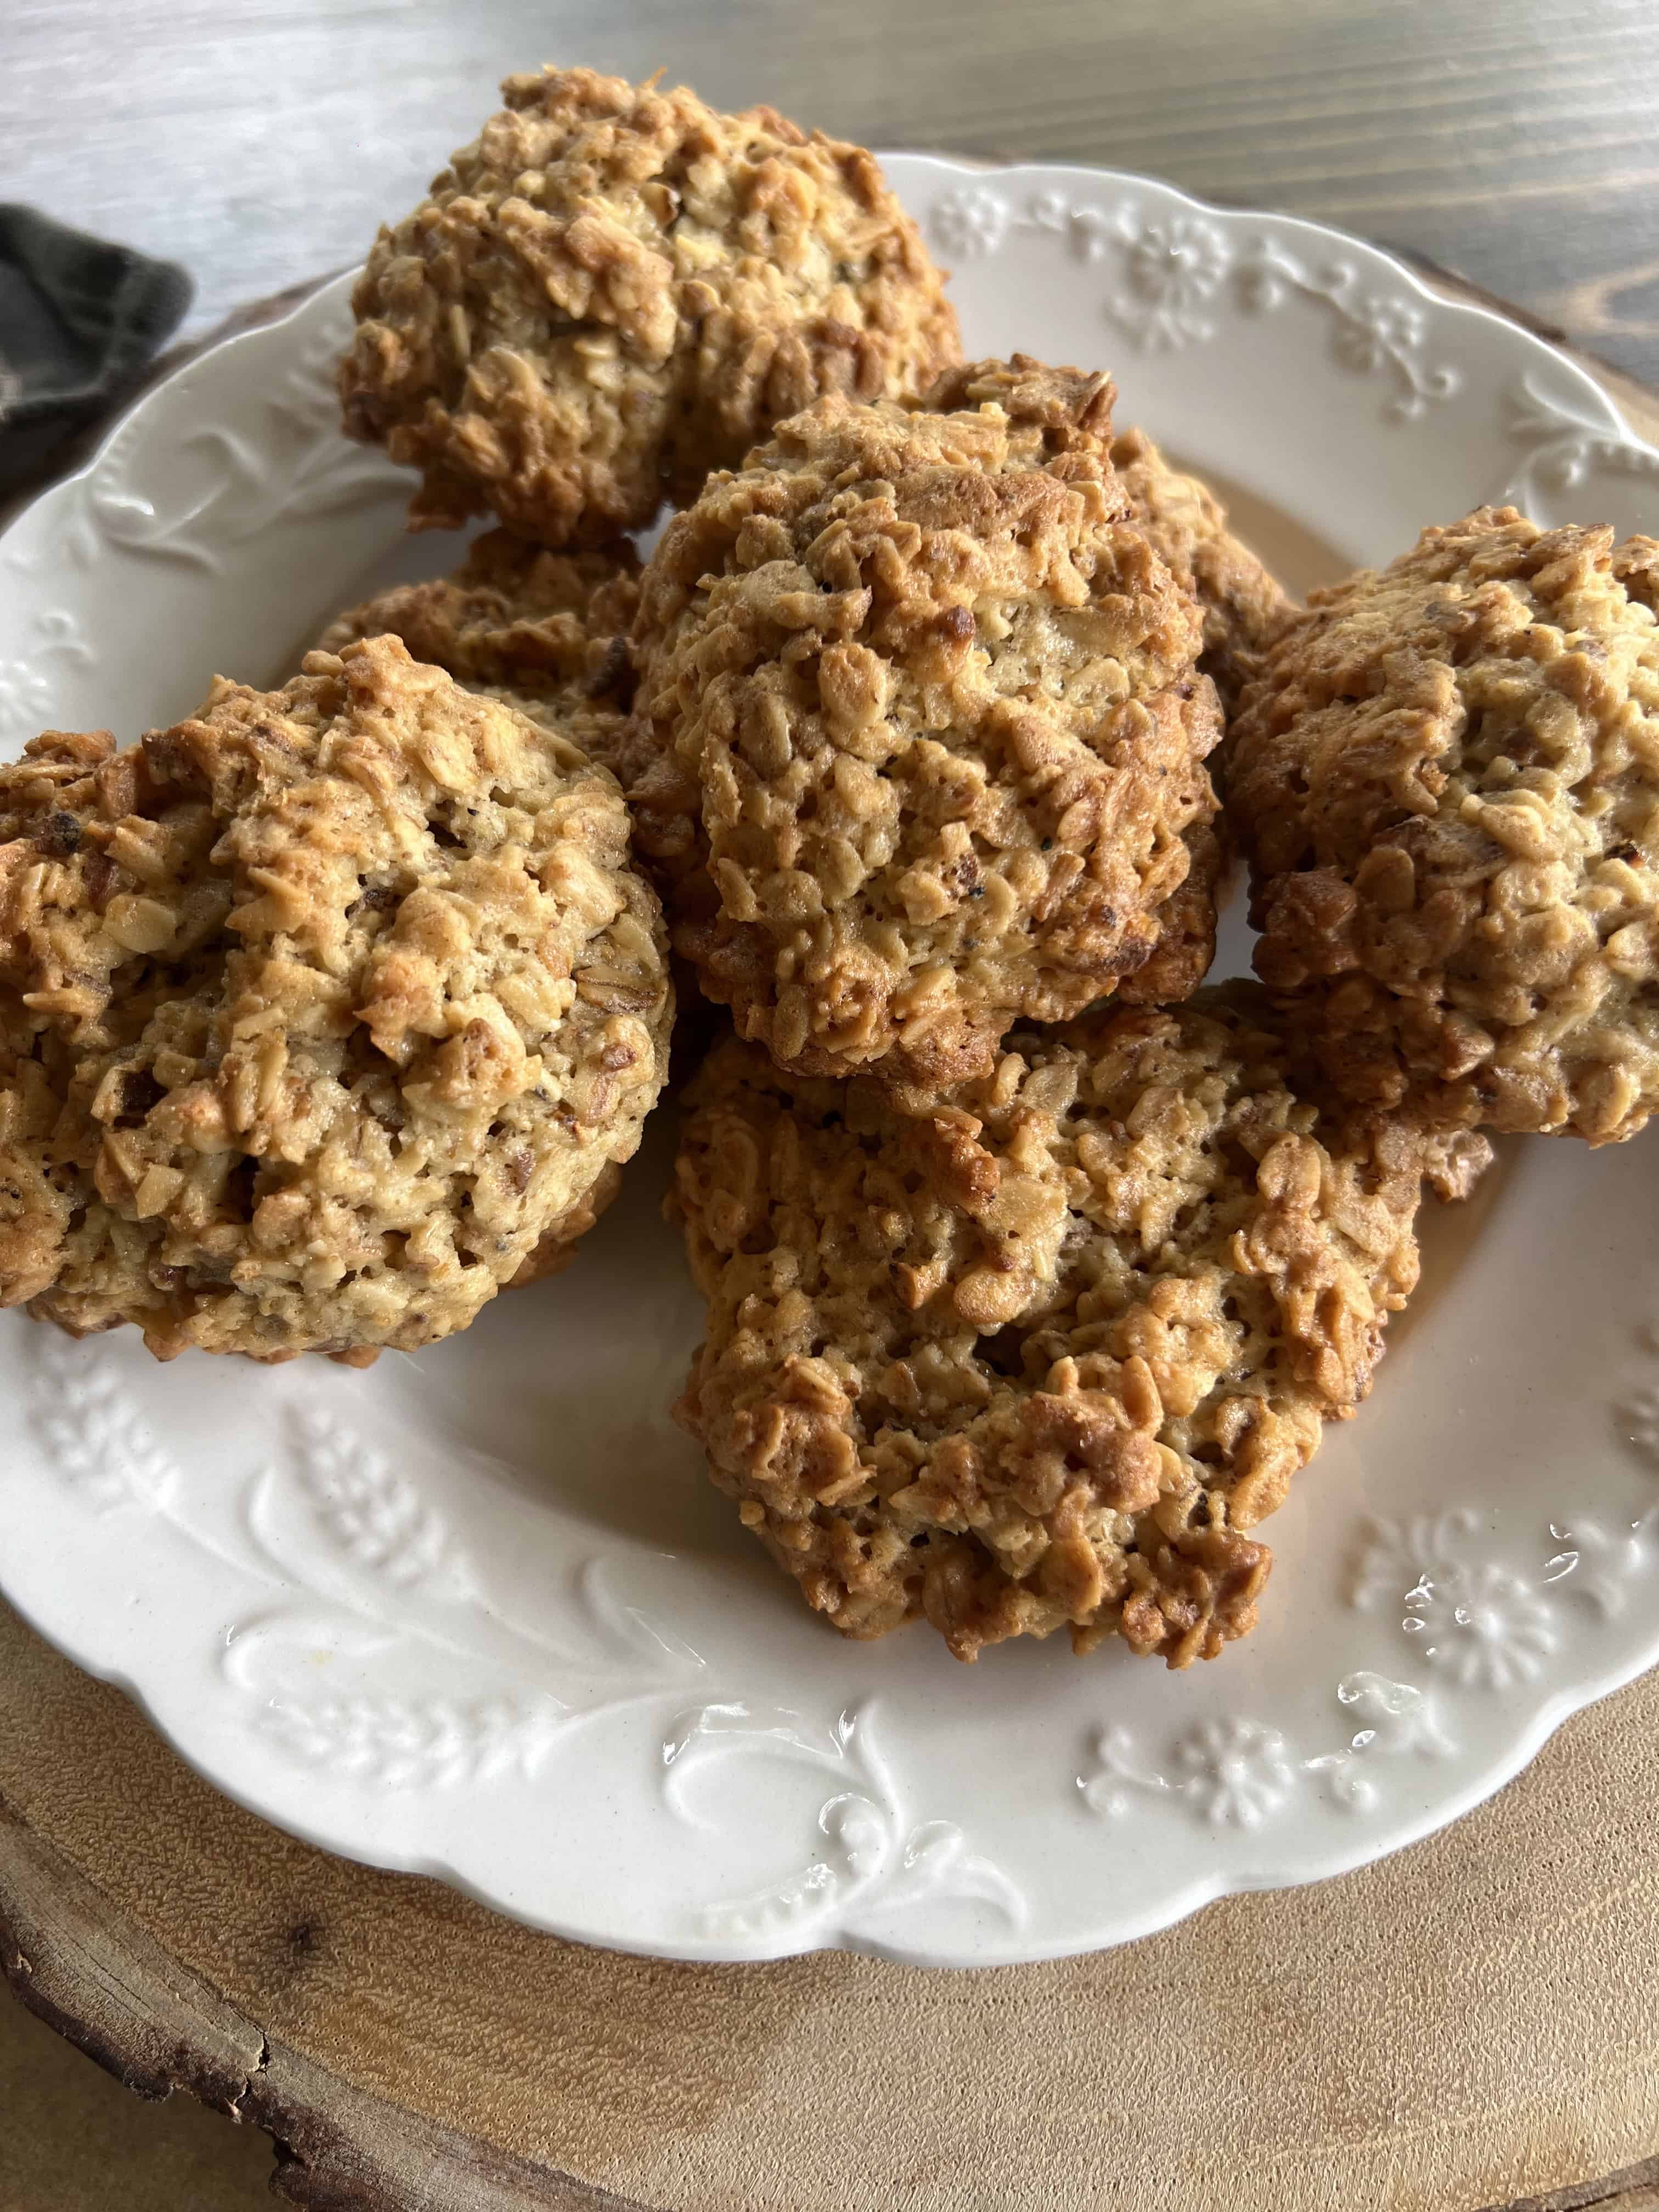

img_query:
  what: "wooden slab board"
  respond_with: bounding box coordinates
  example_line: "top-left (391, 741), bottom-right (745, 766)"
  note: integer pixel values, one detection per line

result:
top-left (4, 273), bottom-right (1659, 2212)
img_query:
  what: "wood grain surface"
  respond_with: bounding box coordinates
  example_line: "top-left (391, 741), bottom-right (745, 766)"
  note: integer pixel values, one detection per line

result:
top-left (7, 1532), bottom-right (1659, 2212)
top-left (5, 0), bottom-right (1659, 387)
top-left (5, 3), bottom-right (1659, 2203)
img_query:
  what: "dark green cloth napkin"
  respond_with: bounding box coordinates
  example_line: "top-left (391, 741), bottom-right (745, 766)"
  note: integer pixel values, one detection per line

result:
top-left (0, 205), bottom-right (192, 498)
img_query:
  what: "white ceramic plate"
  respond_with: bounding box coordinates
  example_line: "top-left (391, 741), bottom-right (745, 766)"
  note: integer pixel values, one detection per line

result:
top-left (3, 157), bottom-right (1659, 1968)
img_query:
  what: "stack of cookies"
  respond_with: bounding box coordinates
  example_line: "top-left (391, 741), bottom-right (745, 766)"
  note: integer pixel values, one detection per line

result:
top-left (328, 65), bottom-right (1500, 1668)
top-left (7, 63), bottom-right (1656, 1677)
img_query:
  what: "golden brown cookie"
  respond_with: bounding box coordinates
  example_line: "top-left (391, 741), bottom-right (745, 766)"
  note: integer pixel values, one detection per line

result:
top-left (630, 369), bottom-right (1221, 1092)
top-left (671, 989), bottom-right (1488, 1665)
top-left (317, 529), bottom-right (647, 784)
top-left (340, 66), bottom-right (960, 542)
top-left (0, 637), bottom-right (672, 1362)
top-left (1229, 507), bottom-right (1659, 1142)
top-left (922, 360), bottom-right (1293, 714)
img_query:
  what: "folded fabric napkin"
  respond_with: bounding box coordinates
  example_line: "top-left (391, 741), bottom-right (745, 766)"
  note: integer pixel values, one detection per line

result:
top-left (0, 205), bottom-right (192, 499)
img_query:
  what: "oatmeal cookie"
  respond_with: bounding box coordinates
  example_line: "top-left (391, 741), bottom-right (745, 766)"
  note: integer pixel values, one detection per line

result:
top-left (1229, 507), bottom-right (1659, 1141)
top-left (0, 636), bottom-right (672, 1361)
top-left (318, 528), bottom-right (647, 783)
top-left (673, 990), bottom-right (1486, 1664)
top-left (340, 66), bottom-right (960, 542)
top-left (922, 360), bottom-right (1292, 713)
top-left (630, 370), bottom-right (1221, 1091)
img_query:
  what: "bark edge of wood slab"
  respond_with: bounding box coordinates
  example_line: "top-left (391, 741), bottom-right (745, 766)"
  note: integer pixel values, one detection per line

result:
top-left (0, 1801), bottom-right (645, 2211)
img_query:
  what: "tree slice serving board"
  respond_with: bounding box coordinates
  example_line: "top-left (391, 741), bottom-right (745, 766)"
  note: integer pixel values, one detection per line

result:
top-left (3, 269), bottom-right (1659, 2212)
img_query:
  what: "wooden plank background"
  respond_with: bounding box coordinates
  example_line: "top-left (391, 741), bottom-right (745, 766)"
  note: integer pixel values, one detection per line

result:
top-left (3, 0), bottom-right (1659, 2202)
top-left (7, 0), bottom-right (1659, 385)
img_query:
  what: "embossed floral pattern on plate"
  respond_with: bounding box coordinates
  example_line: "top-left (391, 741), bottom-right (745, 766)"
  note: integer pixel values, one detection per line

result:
top-left (930, 182), bottom-right (1462, 415)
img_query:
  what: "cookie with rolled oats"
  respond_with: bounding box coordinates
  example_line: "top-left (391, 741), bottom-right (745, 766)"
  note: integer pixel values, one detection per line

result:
top-left (317, 528), bottom-right (647, 783)
top-left (0, 635), bottom-right (671, 1361)
top-left (339, 65), bottom-right (959, 541)
top-left (670, 986), bottom-right (1486, 1664)
top-left (1231, 507), bottom-right (1659, 1142)
top-left (631, 365), bottom-right (1221, 1092)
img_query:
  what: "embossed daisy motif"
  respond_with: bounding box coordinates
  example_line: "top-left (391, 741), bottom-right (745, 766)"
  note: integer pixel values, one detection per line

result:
top-left (1171, 1716), bottom-right (1296, 1826)
top-left (1353, 1511), bottom-right (1558, 1690)
top-left (1081, 1673), bottom-right (1455, 1827)
top-left (1106, 213), bottom-right (1238, 347)
top-left (1110, 215), bottom-right (1232, 349)
top-left (1128, 215), bottom-right (1228, 299)
top-left (1082, 1715), bottom-right (1297, 1827)
top-left (1418, 1564), bottom-right (1556, 1691)
top-left (928, 186), bottom-right (1010, 260)
top-left (1334, 297), bottom-right (1427, 375)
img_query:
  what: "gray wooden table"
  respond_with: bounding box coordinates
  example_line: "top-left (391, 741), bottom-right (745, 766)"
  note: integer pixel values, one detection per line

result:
top-left (4, 1), bottom-right (1659, 2203)
top-left (8, 0), bottom-right (1659, 385)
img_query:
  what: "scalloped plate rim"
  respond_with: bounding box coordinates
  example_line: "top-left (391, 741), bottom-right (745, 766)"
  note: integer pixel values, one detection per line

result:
top-left (0, 153), bottom-right (1656, 1967)
top-left (3, 153), bottom-right (1651, 556)
top-left (8, 1566), bottom-right (1659, 1970)
top-left (907, 151), bottom-right (1651, 444)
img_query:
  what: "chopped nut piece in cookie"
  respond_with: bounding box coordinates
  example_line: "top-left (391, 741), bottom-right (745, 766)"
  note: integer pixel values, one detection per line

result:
top-left (0, 636), bottom-right (672, 1361)
top-left (670, 986), bottom-right (1487, 1665)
